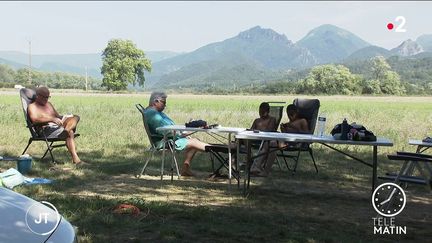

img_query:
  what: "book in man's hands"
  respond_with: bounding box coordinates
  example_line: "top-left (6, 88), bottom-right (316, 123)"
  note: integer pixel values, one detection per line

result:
top-left (61, 114), bottom-right (74, 123)
top-left (47, 114), bottom-right (74, 127)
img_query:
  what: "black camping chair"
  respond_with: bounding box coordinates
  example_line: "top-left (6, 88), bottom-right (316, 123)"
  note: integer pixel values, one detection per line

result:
top-left (135, 104), bottom-right (180, 181)
top-left (266, 102), bottom-right (286, 170)
top-left (267, 102), bottom-right (285, 130)
top-left (20, 88), bottom-right (80, 163)
top-left (277, 98), bottom-right (320, 174)
top-left (237, 102), bottom-right (285, 168)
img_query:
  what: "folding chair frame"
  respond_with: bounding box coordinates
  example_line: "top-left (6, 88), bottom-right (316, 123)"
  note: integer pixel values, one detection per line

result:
top-left (135, 104), bottom-right (180, 181)
top-left (277, 98), bottom-right (320, 174)
top-left (206, 145), bottom-right (240, 182)
top-left (19, 88), bottom-right (79, 164)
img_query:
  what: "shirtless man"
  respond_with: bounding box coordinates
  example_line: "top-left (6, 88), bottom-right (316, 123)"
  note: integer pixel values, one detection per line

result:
top-left (27, 87), bottom-right (85, 165)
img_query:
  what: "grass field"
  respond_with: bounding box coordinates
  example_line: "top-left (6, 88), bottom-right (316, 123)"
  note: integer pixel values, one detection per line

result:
top-left (0, 91), bottom-right (431, 242)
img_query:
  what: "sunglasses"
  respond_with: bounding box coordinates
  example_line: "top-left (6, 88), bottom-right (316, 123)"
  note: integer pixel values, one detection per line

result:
top-left (156, 99), bottom-right (166, 104)
top-left (38, 94), bottom-right (51, 99)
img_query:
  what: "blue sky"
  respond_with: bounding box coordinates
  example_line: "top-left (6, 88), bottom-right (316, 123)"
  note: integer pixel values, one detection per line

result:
top-left (1, 1), bottom-right (431, 54)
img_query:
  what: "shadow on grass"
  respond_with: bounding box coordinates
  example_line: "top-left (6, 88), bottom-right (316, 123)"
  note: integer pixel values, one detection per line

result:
top-left (21, 188), bottom-right (431, 243)
top-left (8, 145), bottom-right (431, 242)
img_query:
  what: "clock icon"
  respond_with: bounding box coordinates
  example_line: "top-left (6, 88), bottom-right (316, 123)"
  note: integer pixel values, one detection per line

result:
top-left (372, 182), bottom-right (406, 217)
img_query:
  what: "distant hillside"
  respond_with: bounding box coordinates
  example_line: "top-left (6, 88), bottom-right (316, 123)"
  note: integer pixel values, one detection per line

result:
top-left (343, 53), bottom-right (432, 85)
top-left (158, 54), bottom-right (282, 88)
top-left (297, 24), bottom-right (370, 63)
top-left (417, 34), bottom-right (432, 52)
top-left (390, 39), bottom-right (424, 56)
top-left (345, 45), bottom-right (391, 61)
top-left (0, 57), bottom-right (27, 69)
top-left (0, 51), bottom-right (179, 79)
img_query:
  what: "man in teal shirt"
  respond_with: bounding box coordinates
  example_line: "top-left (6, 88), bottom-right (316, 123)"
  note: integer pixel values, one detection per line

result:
top-left (144, 92), bottom-right (208, 176)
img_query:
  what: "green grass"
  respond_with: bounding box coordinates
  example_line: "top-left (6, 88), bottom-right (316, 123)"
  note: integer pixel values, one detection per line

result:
top-left (1, 92), bottom-right (431, 242)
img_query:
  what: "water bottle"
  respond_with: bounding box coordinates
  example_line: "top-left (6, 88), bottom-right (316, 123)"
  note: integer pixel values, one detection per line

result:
top-left (341, 118), bottom-right (348, 140)
top-left (316, 114), bottom-right (326, 137)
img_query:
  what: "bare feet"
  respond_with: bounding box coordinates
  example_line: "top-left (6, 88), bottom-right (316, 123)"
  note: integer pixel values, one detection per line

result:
top-left (180, 164), bottom-right (194, 177)
top-left (74, 161), bottom-right (89, 167)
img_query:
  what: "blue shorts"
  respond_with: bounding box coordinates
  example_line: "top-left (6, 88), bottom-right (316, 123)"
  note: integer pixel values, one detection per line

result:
top-left (174, 138), bottom-right (188, 151)
top-left (156, 138), bottom-right (189, 151)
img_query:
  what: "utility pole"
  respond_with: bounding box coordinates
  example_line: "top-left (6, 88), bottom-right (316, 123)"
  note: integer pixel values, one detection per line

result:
top-left (85, 66), bottom-right (88, 91)
top-left (28, 40), bottom-right (32, 84)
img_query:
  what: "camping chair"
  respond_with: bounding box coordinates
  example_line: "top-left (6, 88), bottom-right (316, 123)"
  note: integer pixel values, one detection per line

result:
top-left (267, 102), bottom-right (285, 129)
top-left (267, 102), bottom-right (286, 170)
top-left (135, 104), bottom-right (180, 181)
top-left (237, 102), bottom-right (286, 170)
top-left (20, 88), bottom-right (79, 164)
top-left (277, 98), bottom-right (320, 174)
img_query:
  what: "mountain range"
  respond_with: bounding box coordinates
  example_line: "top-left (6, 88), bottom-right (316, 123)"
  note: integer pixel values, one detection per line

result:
top-left (1, 25), bottom-right (431, 89)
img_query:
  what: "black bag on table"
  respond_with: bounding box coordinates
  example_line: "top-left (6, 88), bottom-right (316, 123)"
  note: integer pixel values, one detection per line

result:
top-left (185, 120), bottom-right (207, 128)
top-left (331, 122), bottom-right (377, 142)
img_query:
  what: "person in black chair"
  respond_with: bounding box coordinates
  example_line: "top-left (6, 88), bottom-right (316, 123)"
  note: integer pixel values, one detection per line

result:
top-left (280, 104), bottom-right (310, 134)
top-left (251, 102), bottom-right (277, 132)
top-left (249, 102), bottom-right (278, 177)
top-left (27, 87), bottom-right (85, 166)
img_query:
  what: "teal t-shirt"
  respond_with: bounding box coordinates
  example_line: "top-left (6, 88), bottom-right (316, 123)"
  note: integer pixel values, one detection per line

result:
top-left (143, 107), bottom-right (188, 150)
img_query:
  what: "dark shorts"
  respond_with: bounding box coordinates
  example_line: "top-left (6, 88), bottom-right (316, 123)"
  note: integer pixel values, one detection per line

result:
top-left (42, 125), bottom-right (68, 139)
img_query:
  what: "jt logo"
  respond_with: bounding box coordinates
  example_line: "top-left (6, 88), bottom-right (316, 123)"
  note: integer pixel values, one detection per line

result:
top-left (34, 213), bottom-right (50, 224)
top-left (26, 201), bottom-right (60, 236)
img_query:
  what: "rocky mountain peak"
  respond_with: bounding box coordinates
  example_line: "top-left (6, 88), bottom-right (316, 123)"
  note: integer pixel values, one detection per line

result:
top-left (237, 26), bottom-right (292, 45)
top-left (391, 39), bottom-right (424, 56)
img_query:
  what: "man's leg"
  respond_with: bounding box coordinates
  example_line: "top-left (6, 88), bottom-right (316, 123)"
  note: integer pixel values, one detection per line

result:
top-left (63, 115), bottom-right (80, 132)
top-left (251, 142), bottom-right (269, 174)
top-left (263, 141), bottom-right (278, 174)
top-left (65, 130), bottom-right (81, 164)
top-left (180, 138), bottom-right (207, 176)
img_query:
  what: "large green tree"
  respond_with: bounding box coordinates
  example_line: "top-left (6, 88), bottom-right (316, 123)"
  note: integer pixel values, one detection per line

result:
top-left (366, 56), bottom-right (405, 95)
top-left (101, 39), bottom-right (151, 91)
top-left (297, 64), bottom-right (360, 95)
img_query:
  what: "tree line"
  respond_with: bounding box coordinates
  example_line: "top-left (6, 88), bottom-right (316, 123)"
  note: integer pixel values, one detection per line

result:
top-left (199, 56), bottom-right (432, 95)
top-left (0, 64), bottom-right (102, 90)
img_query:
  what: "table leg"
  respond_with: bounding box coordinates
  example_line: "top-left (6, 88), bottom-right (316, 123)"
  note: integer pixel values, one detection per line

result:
top-left (372, 145), bottom-right (377, 191)
top-left (228, 133), bottom-right (232, 186)
top-left (236, 138), bottom-right (240, 189)
top-left (161, 134), bottom-right (167, 181)
top-left (243, 139), bottom-right (252, 196)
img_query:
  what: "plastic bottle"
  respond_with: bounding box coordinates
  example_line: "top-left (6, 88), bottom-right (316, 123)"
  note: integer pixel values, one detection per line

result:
top-left (316, 114), bottom-right (326, 137)
top-left (341, 118), bottom-right (348, 140)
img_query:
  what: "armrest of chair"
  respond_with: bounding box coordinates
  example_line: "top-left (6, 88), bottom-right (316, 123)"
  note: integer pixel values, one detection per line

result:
top-left (27, 121), bottom-right (49, 128)
top-left (387, 154), bottom-right (432, 163)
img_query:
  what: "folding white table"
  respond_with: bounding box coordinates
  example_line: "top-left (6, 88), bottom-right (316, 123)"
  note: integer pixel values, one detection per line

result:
top-left (235, 131), bottom-right (393, 195)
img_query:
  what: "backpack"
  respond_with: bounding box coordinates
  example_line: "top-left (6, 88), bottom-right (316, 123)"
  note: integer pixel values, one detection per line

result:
top-left (331, 123), bottom-right (377, 142)
top-left (185, 119), bottom-right (207, 128)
